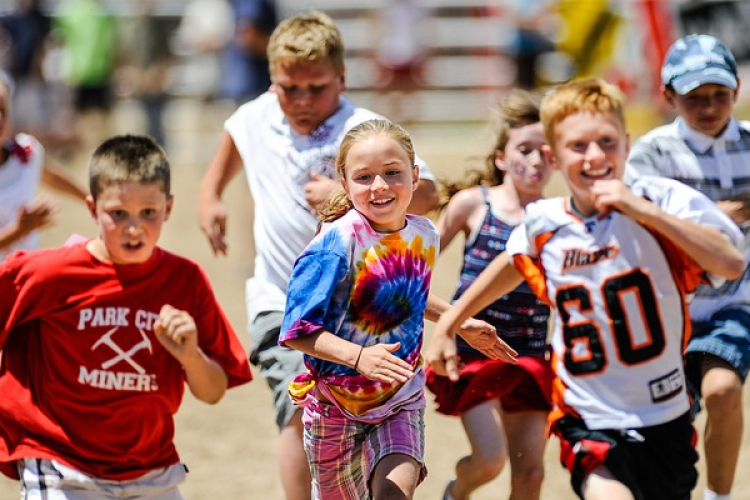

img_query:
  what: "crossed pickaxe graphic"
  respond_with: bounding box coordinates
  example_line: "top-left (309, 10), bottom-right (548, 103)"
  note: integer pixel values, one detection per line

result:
top-left (92, 326), bottom-right (153, 374)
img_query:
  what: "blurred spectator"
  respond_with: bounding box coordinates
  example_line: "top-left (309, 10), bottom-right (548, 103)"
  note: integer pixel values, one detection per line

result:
top-left (372, 0), bottom-right (431, 122)
top-left (0, 0), bottom-right (78, 153)
top-left (53, 0), bottom-right (117, 147)
top-left (494, 0), bottom-right (558, 89)
top-left (219, 0), bottom-right (278, 105)
top-left (172, 0), bottom-right (234, 101)
top-left (119, 0), bottom-right (174, 147)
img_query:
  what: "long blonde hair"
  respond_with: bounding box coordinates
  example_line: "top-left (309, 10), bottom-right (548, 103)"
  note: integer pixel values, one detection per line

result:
top-left (318, 119), bottom-right (415, 229)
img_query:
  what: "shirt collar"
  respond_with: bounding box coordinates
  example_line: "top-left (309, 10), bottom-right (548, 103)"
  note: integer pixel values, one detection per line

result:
top-left (271, 95), bottom-right (351, 140)
top-left (676, 116), bottom-right (740, 153)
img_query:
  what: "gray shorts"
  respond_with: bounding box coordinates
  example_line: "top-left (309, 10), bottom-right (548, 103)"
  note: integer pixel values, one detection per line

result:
top-left (18, 459), bottom-right (186, 500)
top-left (249, 310), bottom-right (305, 430)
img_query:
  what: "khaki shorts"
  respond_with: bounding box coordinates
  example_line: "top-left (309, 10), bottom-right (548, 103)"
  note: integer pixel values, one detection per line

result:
top-left (249, 310), bottom-right (306, 429)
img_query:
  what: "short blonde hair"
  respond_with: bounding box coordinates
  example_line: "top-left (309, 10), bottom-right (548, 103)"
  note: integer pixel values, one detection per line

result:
top-left (540, 79), bottom-right (626, 149)
top-left (89, 135), bottom-right (170, 199)
top-left (267, 10), bottom-right (345, 75)
top-left (318, 119), bottom-right (415, 227)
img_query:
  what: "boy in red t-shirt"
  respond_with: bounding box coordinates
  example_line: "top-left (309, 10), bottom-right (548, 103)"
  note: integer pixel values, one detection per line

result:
top-left (0, 134), bottom-right (253, 499)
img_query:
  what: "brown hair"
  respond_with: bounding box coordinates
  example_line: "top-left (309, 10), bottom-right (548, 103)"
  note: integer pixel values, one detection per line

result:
top-left (89, 135), bottom-right (170, 199)
top-left (267, 10), bottom-right (345, 76)
top-left (318, 119), bottom-right (415, 227)
top-left (438, 89), bottom-right (543, 208)
top-left (540, 78), bottom-right (626, 150)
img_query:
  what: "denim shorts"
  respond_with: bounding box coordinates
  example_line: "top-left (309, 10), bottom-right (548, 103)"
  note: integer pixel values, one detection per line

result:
top-left (686, 308), bottom-right (750, 396)
top-left (248, 310), bottom-right (306, 430)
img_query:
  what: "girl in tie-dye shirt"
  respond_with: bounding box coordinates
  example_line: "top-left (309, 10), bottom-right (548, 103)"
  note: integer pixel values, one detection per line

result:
top-left (279, 119), bottom-right (438, 500)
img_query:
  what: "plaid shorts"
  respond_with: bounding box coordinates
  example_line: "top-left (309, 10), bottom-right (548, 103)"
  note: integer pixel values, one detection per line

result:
top-left (18, 459), bottom-right (186, 500)
top-left (302, 399), bottom-right (427, 500)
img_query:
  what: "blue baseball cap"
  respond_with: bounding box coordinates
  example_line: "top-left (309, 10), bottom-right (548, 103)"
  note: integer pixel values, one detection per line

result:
top-left (661, 34), bottom-right (738, 95)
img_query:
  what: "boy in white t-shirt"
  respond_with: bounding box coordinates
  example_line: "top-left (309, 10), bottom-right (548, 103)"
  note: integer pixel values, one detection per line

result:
top-left (197, 10), bottom-right (439, 500)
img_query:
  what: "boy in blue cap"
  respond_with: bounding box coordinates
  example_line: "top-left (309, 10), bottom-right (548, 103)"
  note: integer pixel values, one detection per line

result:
top-left (627, 34), bottom-right (749, 500)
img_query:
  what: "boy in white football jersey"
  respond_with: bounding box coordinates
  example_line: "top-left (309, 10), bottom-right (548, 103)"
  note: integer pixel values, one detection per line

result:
top-left (197, 11), bottom-right (439, 500)
top-left (427, 78), bottom-right (745, 500)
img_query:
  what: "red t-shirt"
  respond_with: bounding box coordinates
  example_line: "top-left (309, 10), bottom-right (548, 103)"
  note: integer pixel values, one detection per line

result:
top-left (0, 242), bottom-right (253, 480)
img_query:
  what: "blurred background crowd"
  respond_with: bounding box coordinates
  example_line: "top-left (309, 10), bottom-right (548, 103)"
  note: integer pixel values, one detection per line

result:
top-left (0, 0), bottom-right (748, 160)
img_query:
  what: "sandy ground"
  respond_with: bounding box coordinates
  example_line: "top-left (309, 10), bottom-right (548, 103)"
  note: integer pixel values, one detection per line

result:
top-left (1, 99), bottom-right (749, 499)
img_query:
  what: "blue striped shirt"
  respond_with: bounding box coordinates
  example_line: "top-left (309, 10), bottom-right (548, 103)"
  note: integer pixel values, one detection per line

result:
top-left (626, 116), bottom-right (750, 320)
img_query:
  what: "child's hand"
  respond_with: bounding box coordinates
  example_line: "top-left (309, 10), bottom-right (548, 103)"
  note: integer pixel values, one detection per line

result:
top-left (354, 342), bottom-right (414, 383)
top-left (458, 317), bottom-right (518, 363)
top-left (425, 330), bottom-right (460, 381)
top-left (592, 179), bottom-right (650, 217)
top-left (16, 196), bottom-right (56, 235)
top-left (154, 304), bottom-right (199, 360)
top-left (304, 173), bottom-right (338, 211)
top-left (718, 198), bottom-right (750, 225)
top-left (198, 198), bottom-right (229, 255)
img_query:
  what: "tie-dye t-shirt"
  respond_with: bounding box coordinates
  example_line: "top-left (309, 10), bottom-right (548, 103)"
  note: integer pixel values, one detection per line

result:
top-left (279, 209), bottom-right (439, 422)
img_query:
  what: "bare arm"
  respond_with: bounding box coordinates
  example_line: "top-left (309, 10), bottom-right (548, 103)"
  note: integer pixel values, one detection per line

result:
top-left (593, 180), bottom-right (745, 279)
top-left (154, 305), bottom-right (228, 404)
top-left (0, 197), bottom-right (56, 251)
top-left (284, 330), bottom-right (414, 384)
top-left (427, 252), bottom-right (525, 379)
top-left (425, 292), bottom-right (517, 362)
top-left (435, 187), bottom-right (481, 251)
top-left (41, 164), bottom-right (87, 201)
top-left (409, 178), bottom-right (440, 215)
top-left (198, 131), bottom-right (245, 255)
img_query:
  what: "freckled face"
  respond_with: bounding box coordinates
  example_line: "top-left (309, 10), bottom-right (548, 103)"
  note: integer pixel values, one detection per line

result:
top-left (86, 181), bottom-right (173, 265)
top-left (342, 135), bottom-right (418, 232)
top-left (548, 111), bottom-right (629, 216)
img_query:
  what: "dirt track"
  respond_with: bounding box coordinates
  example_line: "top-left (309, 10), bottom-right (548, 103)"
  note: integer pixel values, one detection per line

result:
top-left (0, 101), bottom-right (748, 499)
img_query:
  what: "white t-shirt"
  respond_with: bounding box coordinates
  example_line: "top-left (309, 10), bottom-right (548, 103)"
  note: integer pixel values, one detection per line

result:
top-left (506, 176), bottom-right (743, 430)
top-left (0, 133), bottom-right (44, 261)
top-left (225, 92), bottom-right (436, 322)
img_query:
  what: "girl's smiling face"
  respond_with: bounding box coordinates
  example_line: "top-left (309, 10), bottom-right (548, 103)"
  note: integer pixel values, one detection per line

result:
top-left (341, 134), bottom-right (418, 232)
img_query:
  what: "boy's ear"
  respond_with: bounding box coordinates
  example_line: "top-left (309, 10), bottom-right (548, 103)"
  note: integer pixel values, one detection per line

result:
top-left (164, 195), bottom-right (174, 221)
top-left (541, 144), bottom-right (557, 169)
top-left (661, 85), bottom-right (677, 108)
top-left (735, 79), bottom-right (741, 103)
top-left (338, 69), bottom-right (347, 92)
top-left (85, 195), bottom-right (97, 219)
